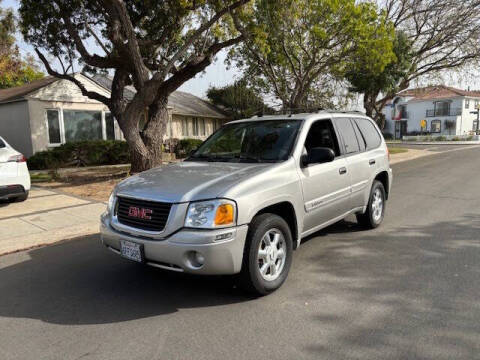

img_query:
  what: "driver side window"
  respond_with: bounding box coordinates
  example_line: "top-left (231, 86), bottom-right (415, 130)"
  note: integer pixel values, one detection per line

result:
top-left (304, 120), bottom-right (340, 156)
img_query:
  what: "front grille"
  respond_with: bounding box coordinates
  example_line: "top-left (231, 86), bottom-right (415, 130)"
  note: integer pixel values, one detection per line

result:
top-left (116, 196), bottom-right (172, 232)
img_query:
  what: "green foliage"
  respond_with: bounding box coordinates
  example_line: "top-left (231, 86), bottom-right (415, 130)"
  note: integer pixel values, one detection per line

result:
top-left (207, 79), bottom-right (273, 119)
top-left (345, 30), bottom-right (413, 126)
top-left (435, 136), bottom-right (447, 141)
top-left (175, 138), bottom-right (203, 158)
top-left (0, 0), bottom-right (43, 89)
top-left (232, 0), bottom-right (395, 109)
top-left (382, 132), bottom-right (394, 140)
top-left (27, 140), bottom-right (130, 170)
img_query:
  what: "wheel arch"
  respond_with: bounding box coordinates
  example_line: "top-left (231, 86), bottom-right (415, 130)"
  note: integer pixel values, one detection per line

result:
top-left (253, 201), bottom-right (300, 249)
top-left (374, 171), bottom-right (389, 199)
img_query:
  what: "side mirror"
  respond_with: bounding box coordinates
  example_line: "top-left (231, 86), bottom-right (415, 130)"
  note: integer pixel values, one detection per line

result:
top-left (301, 147), bottom-right (335, 167)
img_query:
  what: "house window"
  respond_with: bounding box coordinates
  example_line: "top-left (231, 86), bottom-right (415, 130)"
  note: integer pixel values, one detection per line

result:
top-left (431, 119), bottom-right (441, 133)
top-left (435, 101), bottom-right (450, 116)
top-left (46, 109), bottom-right (61, 145)
top-left (105, 113), bottom-right (115, 140)
top-left (473, 120), bottom-right (479, 132)
top-left (466, 99), bottom-right (470, 109)
top-left (200, 118), bottom-right (206, 136)
top-left (193, 117), bottom-right (199, 136)
top-left (475, 100), bottom-right (480, 109)
top-left (63, 111), bottom-right (102, 142)
top-left (182, 119), bottom-right (188, 136)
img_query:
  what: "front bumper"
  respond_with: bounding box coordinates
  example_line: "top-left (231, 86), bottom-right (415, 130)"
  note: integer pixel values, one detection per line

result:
top-left (100, 213), bottom-right (249, 275)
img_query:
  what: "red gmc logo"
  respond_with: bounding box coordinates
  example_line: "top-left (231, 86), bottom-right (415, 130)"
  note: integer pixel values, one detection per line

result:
top-left (128, 206), bottom-right (153, 220)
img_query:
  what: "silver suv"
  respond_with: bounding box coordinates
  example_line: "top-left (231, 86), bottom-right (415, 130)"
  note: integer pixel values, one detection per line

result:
top-left (100, 112), bottom-right (392, 295)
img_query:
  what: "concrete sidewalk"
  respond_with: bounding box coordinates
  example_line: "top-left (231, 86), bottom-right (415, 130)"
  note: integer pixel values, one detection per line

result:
top-left (0, 188), bottom-right (105, 255)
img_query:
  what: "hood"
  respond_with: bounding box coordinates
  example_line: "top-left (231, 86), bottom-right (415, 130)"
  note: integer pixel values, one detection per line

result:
top-left (115, 161), bottom-right (273, 203)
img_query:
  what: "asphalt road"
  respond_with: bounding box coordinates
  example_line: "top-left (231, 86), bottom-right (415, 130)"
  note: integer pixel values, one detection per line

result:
top-left (1, 147), bottom-right (480, 360)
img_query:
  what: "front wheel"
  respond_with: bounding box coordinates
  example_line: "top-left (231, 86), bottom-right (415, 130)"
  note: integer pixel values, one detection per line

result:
top-left (356, 180), bottom-right (386, 229)
top-left (239, 214), bottom-right (293, 296)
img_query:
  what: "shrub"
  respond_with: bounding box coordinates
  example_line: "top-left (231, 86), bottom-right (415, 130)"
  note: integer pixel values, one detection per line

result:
top-left (382, 132), bottom-right (393, 140)
top-left (452, 137), bottom-right (460, 141)
top-left (175, 138), bottom-right (203, 158)
top-left (28, 140), bottom-right (130, 170)
top-left (435, 136), bottom-right (447, 141)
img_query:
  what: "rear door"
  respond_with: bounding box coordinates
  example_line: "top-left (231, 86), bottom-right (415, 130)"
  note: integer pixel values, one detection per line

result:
top-left (333, 117), bottom-right (370, 210)
top-left (299, 119), bottom-right (351, 234)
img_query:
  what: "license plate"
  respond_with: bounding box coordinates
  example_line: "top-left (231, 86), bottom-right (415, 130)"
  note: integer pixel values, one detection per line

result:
top-left (120, 240), bottom-right (144, 263)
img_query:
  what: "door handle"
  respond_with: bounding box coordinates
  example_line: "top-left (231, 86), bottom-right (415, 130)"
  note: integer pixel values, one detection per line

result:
top-left (369, 159), bottom-right (376, 165)
top-left (339, 167), bottom-right (347, 175)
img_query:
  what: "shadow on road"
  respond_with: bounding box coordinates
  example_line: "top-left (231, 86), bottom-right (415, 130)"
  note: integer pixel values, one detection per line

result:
top-left (297, 214), bottom-right (480, 359)
top-left (0, 235), bottom-right (254, 325)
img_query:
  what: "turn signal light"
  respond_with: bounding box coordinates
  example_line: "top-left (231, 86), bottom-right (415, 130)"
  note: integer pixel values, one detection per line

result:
top-left (214, 204), bottom-right (234, 225)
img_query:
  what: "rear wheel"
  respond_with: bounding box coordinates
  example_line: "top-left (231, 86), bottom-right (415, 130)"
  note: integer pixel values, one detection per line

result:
top-left (356, 180), bottom-right (386, 229)
top-left (239, 213), bottom-right (293, 295)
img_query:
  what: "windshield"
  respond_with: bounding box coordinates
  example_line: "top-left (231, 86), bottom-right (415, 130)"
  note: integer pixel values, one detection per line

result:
top-left (187, 120), bottom-right (302, 163)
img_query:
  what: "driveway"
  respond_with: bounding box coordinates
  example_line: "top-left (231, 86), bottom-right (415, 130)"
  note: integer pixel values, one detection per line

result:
top-left (0, 188), bottom-right (106, 255)
top-left (0, 147), bottom-right (479, 360)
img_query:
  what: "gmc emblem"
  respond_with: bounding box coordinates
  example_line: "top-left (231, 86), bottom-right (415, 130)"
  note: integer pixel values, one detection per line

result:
top-left (128, 206), bottom-right (153, 220)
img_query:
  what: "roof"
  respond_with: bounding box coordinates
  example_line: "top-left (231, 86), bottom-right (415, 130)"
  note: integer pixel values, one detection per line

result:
top-left (398, 85), bottom-right (480, 101)
top-left (0, 74), bottom-right (229, 119)
top-left (0, 76), bottom-right (57, 103)
top-left (91, 75), bottom-right (228, 119)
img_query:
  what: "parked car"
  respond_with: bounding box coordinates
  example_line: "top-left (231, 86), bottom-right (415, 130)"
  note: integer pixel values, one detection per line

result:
top-left (100, 112), bottom-right (392, 295)
top-left (0, 136), bottom-right (30, 202)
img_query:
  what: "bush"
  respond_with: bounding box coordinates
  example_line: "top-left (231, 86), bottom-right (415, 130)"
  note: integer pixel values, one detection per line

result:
top-left (382, 132), bottom-right (393, 140)
top-left (175, 138), bottom-right (203, 158)
top-left (28, 140), bottom-right (130, 170)
top-left (435, 136), bottom-right (447, 141)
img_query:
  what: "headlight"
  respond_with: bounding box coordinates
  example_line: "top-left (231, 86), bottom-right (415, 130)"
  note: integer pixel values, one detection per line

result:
top-left (185, 199), bottom-right (236, 229)
top-left (107, 192), bottom-right (116, 213)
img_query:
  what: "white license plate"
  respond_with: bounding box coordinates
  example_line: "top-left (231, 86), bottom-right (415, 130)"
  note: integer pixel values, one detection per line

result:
top-left (120, 241), bottom-right (144, 263)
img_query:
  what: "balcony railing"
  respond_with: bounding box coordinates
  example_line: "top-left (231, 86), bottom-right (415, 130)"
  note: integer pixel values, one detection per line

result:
top-left (426, 108), bottom-right (462, 117)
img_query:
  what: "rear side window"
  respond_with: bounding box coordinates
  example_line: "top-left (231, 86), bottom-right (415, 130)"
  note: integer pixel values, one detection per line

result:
top-left (335, 118), bottom-right (360, 154)
top-left (355, 118), bottom-right (382, 150)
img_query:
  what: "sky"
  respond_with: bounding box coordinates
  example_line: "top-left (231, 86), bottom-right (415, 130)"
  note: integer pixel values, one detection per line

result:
top-left (3, 0), bottom-right (240, 99)
top-left (4, 0), bottom-right (480, 103)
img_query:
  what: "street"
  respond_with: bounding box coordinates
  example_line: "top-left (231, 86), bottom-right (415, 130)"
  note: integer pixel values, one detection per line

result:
top-left (1, 146), bottom-right (479, 360)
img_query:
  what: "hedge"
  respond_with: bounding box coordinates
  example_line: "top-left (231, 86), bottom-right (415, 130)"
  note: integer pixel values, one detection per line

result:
top-left (175, 138), bottom-right (203, 158)
top-left (28, 140), bottom-right (130, 170)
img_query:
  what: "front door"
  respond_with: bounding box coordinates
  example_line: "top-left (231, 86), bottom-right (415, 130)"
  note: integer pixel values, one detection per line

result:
top-left (299, 119), bottom-right (351, 234)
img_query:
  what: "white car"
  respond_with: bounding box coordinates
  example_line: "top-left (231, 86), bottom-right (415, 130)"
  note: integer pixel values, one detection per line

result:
top-left (0, 136), bottom-right (30, 202)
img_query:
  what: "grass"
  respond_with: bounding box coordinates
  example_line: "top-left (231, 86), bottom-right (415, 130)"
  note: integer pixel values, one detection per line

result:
top-left (388, 147), bottom-right (408, 155)
top-left (30, 173), bottom-right (54, 183)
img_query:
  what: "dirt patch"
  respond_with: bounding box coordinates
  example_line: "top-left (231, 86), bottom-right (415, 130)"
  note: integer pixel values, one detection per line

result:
top-left (34, 167), bottom-right (129, 202)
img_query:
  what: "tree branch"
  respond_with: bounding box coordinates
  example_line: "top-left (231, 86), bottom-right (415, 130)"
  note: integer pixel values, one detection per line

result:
top-left (35, 48), bottom-right (111, 107)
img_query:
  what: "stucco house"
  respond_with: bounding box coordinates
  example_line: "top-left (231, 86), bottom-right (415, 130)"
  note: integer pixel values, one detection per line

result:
top-left (0, 73), bottom-right (228, 157)
top-left (383, 85), bottom-right (480, 139)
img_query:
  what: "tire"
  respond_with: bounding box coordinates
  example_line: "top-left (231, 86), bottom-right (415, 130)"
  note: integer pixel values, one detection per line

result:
top-left (239, 213), bottom-right (293, 296)
top-left (356, 180), bottom-right (386, 229)
top-left (13, 191), bottom-right (29, 202)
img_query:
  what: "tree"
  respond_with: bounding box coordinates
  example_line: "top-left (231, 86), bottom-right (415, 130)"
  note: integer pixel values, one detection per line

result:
top-left (207, 79), bottom-right (273, 119)
top-left (230, 0), bottom-right (395, 110)
top-left (0, 1), bottom-right (43, 89)
top-left (372, 0), bottom-right (480, 120)
top-left (346, 31), bottom-right (414, 128)
top-left (19, 0), bottom-right (251, 172)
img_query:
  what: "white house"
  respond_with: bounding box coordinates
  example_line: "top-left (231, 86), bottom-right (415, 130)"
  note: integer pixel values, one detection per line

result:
top-left (0, 74), bottom-right (228, 157)
top-left (383, 85), bottom-right (480, 139)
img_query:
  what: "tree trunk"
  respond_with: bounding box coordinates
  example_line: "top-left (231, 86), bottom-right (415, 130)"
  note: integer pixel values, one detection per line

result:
top-left (115, 96), bottom-right (169, 173)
